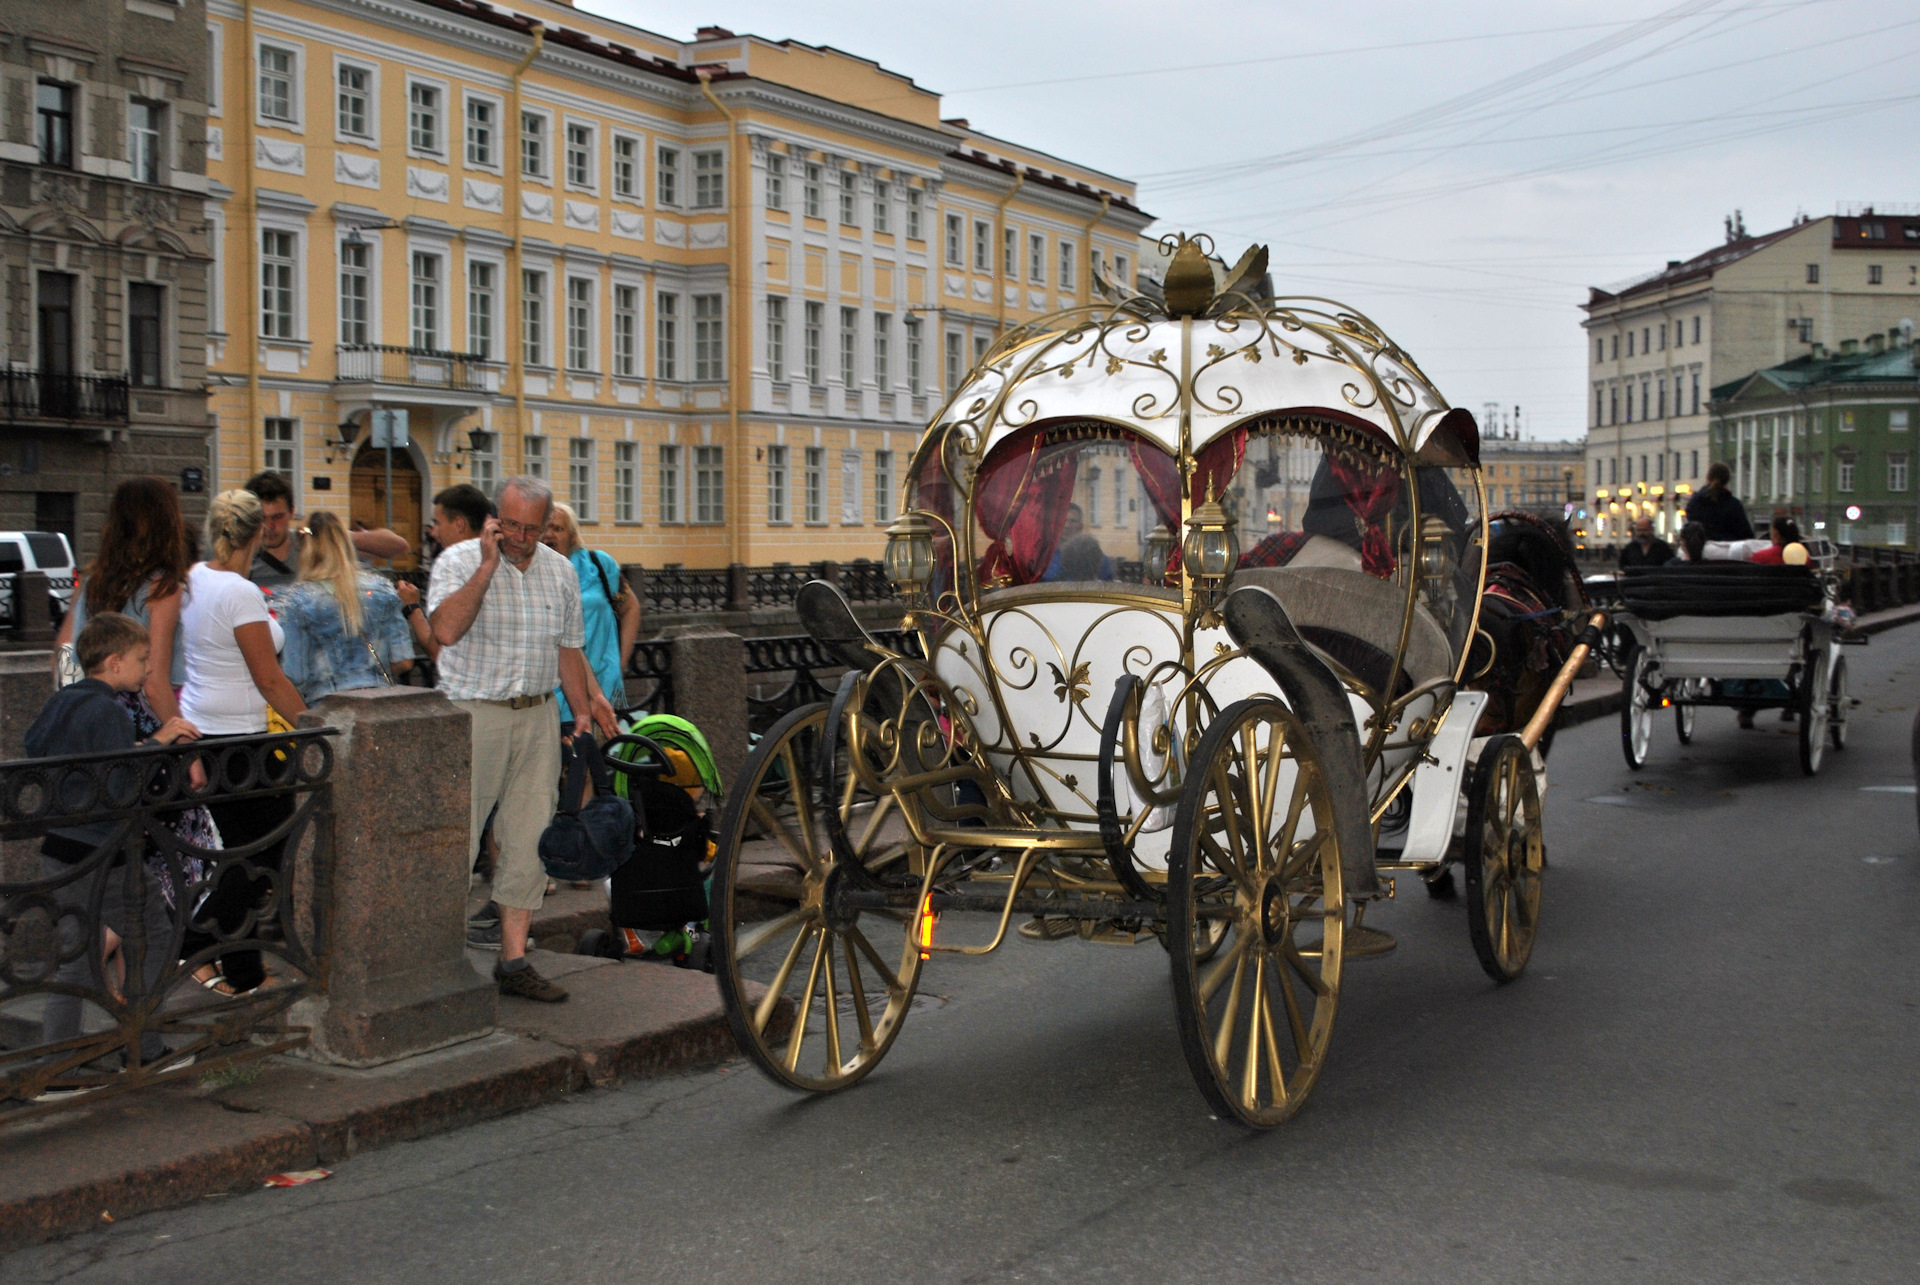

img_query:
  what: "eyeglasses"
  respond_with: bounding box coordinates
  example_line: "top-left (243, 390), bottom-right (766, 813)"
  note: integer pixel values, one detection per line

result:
top-left (496, 518), bottom-right (542, 538)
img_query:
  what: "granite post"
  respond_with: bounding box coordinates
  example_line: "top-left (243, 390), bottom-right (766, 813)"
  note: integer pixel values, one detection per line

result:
top-left (11, 573), bottom-right (55, 643)
top-left (0, 652), bottom-right (55, 883)
top-left (664, 625), bottom-right (747, 793)
top-left (291, 686), bottom-right (494, 1066)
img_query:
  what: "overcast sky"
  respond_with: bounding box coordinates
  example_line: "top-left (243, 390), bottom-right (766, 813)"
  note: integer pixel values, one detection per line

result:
top-left (598, 0), bottom-right (1920, 442)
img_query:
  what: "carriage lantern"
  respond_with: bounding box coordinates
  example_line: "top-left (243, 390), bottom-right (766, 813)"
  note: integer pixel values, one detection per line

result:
top-left (884, 510), bottom-right (937, 603)
top-left (1419, 515), bottom-right (1457, 627)
top-left (1181, 484), bottom-right (1240, 596)
top-left (1143, 524), bottom-right (1175, 585)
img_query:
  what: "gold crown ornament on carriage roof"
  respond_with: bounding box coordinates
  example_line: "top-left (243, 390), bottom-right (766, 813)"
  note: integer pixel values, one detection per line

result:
top-left (708, 234), bottom-right (1607, 1129)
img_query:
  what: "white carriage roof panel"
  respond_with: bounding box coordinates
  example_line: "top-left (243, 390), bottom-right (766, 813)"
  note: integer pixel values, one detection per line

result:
top-left (936, 312), bottom-right (1467, 463)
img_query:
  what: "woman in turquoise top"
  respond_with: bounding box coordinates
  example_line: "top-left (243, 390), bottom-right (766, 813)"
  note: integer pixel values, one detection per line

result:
top-left (544, 502), bottom-right (639, 724)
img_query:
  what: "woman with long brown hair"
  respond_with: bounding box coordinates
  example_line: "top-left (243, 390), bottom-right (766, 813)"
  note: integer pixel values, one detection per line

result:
top-left (277, 511), bottom-right (414, 702)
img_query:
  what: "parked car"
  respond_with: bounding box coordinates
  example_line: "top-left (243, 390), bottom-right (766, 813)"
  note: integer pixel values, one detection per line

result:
top-left (0, 531), bottom-right (77, 627)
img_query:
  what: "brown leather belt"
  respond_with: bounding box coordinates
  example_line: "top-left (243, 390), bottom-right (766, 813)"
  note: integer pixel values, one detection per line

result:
top-left (476, 692), bottom-right (552, 709)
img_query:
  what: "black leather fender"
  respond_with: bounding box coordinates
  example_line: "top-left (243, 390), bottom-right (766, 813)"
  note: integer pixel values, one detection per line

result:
top-left (1220, 586), bottom-right (1379, 899)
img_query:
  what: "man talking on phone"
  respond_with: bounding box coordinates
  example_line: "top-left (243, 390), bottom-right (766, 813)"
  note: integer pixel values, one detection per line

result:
top-left (428, 474), bottom-right (617, 1003)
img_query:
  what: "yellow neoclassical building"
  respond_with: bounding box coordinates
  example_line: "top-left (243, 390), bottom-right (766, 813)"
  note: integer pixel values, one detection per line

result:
top-left (202, 0), bottom-right (1150, 567)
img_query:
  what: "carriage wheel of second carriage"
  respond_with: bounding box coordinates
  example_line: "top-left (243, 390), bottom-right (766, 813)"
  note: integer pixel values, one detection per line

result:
top-left (1798, 648), bottom-right (1831, 777)
top-left (1463, 734), bottom-right (1545, 983)
top-left (711, 702), bottom-right (921, 1093)
top-left (1619, 647), bottom-right (1655, 770)
top-left (1168, 698), bottom-right (1344, 1128)
top-left (1828, 657), bottom-right (1850, 752)
top-left (1675, 702), bottom-right (1695, 744)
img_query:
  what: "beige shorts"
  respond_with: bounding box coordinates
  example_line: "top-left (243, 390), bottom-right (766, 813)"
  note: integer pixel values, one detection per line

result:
top-left (459, 698), bottom-right (561, 911)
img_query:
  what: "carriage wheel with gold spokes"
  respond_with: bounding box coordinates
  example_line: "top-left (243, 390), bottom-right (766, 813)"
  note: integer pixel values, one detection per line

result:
top-left (711, 702), bottom-right (921, 1092)
top-left (1463, 734), bottom-right (1544, 983)
top-left (1168, 698), bottom-right (1345, 1128)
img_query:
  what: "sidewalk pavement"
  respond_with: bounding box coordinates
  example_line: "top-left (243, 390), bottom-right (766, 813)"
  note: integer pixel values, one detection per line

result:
top-left (8, 609), bottom-right (1916, 1250)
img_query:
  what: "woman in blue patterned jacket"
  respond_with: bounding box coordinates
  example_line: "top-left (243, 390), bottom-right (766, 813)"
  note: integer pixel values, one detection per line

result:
top-left (277, 511), bottom-right (416, 703)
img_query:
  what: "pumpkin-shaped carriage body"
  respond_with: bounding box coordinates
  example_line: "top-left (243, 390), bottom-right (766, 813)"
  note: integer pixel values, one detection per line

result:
top-left (709, 239), bottom-right (1589, 1126)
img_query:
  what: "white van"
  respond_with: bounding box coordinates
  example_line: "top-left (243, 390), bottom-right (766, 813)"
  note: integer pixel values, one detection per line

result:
top-left (0, 531), bottom-right (78, 624)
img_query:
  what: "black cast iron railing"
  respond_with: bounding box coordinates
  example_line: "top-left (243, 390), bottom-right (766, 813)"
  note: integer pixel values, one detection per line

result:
top-left (1, 369), bottom-right (130, 424)
top-left (335, 343), bottom-right (497, 392)
top-left (0, 729), bottom-right (337, 1120)
top-left (623, 639), bottom-right (675, 717)
top-left (626, 560), bottom-right (899, 616)
top-left (740, 628), bottom-right (924, 736)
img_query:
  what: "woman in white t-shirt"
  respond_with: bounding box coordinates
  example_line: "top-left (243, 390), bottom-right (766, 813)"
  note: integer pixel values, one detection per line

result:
top-left (179, 489), bottom-right (308, 994)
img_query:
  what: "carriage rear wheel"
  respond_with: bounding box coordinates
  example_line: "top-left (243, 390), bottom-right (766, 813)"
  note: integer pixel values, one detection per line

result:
top-left (1167, 698), bottom-right (1344, 1128)
top-left (1463, 735), bottom-right (1544, 983)
top-left (1620, 647), bottom-right (1655, 770)
top-left (1798, 648), bottom-right (1831, 777)
top-left (711, 702), bottom-right (922, 1092)
top-left (1675, 703), bottom-right (1694, 743)
top-left (1828, 656), bottom-right (1850, 751)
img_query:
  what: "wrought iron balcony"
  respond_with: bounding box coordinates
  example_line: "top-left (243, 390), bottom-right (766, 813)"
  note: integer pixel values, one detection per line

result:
top-left (335, 344), bottom-right (498, 392)
top-left (0, 370), bottom-right (130, 424)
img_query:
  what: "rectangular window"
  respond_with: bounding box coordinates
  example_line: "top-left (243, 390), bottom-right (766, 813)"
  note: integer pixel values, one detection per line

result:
top-left (974, 334), bottom-right (990, 366)
top-left (1841, 411), bottom-right (1856, 433)
top-left (38, 81), bottom-right (76, 167)
top-left (1658, 323), bottom-right (1666, 351)
top-left (693, 294), bottom-right (724, 380)
top-left (839, 170), bottom-right (857, 226)
top-left (766, 444), bottom-right (789, 523)
top-left (409, 83), bottom-right (441, 154)
top-left (1893, 410), bottom-right (1911, 432)
top-left (565, 122), bottom-right (593, 187)
top-left (521, 112), bottom-right (546, 177)
top-left (973, 220), bottom-right (991, 272)
top-left (1693, 316), bottom-right (1701, 344)
top-left (1809, 456), bottom-right (1821, 492)
top-left (614, 442), bottom-right (637, 522)
top-left (613, 284), bottom-right (638, 377)
top-left (656, 292), bottom-right (678, 379)
top-left (465, 98), bottom-right (494, 167)
top-left (874, 450), bottom-right (894, 524)
top-left (1029, 232), bottom-right (1045, 283)
top-left (659, 444), bottom-right (681, 523)
top-left (340, 242), bottom-right (370, 346)
top-left (804, 302), bottom-right (823, 385)
top-left (873, 313), bottom-right (891, 390)
top-left (1626, 332), bottom-right (1633, 357)
top-left (1837, 456), bottom-right (1856, 491)
top-left (469, 431), bottom-right (497, 497)
top-left (1594, 387), bottom-right (1603, 425)
top-left (261, 229), bottom-right (297, 338)
top-left (129, 283), bottom-right (163, 387)
top-left (410, 253), bottom-right (440, 349)
top-left (1890, 453), bottom-right (1909, 493)
top-left (840, 451), bottom-right (862, 524)
top-left (945, 213), bottom-right (963, 266)
top-left (613, 136), bottom-right (638, 198)
top-left (765, 153), bottom-right (785, 210)
top-left (263, 417), bottom-right (297, 477)
top-left (1114, 253), bottom-right (1130, 287)
top-left (129, 100), bottom-right (163, 183)
top-left (1806, 264), bottom-right (1820, 284)
top-left (519, 436), bottom-right (549, 485)
top-left (522, 269), bottom-right (546, 365)
top-left (467, 261), bottom-right (494, 359)
top-left (805, 446), bottom-right (824, 523)
top-left (656, 146), bottom-right (679, 205)
top-left (906, 189), bottom-right (923, 241)
top-left (694, 445), bottom-right (724, 524)
top-left (765, 296), bottom-right (786, 383)
top-left (1004, 227), bottom-right (1018, 277)
top-left (1690, 449), bottom-right (1699, 479)
top-left (257, 47), bottom-right (295, 123)
top-left (839, 307), bottom-right (857, 387)
top-left (1869, 265), bottom-right (1884, 286)
top-left (804, 163), bottom-right (822, 219)
top-left (565, 277), bottom-right (592, 371)
top-left (1657, 381), bottom-right (1666, 419)
top-left (337, 65), bottom-right (371, 139)
top-left (569, 438), bottom-right (594, 518)
top-left (872, 180), bottom-right (890, 233)
top-left (905, 318), bottom-right (922, 395)
top-left (693, 150), bottom-right (724, 208)
top-left (1691, 372), bottom-right (1700, 415)
top-left (1891, 521), bottom-right (1909, 546)
top-left (945, 331), bottom-right (963, 391)
top-left (1059, 240), bottom-right (1076, 290)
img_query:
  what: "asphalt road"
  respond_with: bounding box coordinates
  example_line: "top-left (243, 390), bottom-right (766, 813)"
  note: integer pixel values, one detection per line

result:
top-left (9, 635), bottom-right (1920, 1285)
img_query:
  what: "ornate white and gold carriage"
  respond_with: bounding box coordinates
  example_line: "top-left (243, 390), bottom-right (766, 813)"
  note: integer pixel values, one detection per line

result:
top-left (711, 237), bottom-right (1601, 1126)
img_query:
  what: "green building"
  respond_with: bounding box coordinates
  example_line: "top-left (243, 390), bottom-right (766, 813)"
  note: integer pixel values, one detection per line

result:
top-left (1710, 327), bottom-right (1920, 546)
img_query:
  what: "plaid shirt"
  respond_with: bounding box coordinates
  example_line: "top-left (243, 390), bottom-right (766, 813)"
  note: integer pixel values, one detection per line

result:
top-left (427, 538), bottom-right (585, 701)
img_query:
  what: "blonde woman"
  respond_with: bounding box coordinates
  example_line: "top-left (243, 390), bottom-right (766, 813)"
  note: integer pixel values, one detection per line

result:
top-left (541, 501), bottom-right (640, 725)
top-left (278, 511), bottom-right (416, 703)
top-left (179, 489), bottom-right (307, 995)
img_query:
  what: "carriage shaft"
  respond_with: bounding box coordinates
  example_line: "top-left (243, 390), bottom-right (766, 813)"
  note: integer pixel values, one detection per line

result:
top-left (838, 887), bottom-right (1223, 923)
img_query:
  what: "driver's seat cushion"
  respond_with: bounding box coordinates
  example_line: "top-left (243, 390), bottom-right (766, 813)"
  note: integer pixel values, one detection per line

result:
top-left (1230, 566), bottom-right (1453, 696)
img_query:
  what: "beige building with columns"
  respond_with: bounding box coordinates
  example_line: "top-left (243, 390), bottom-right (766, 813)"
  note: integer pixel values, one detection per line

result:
top-left (202, 0), bottom-right (1150, 567)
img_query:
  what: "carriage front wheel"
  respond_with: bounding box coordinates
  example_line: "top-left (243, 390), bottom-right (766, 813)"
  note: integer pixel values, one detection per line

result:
top-left (1798, 648), bottom-right (1831, 777)
top-left (1167, 698), bottom-right (1345, 1128)
top-left (711, 702), bottom-right (922, 1093)
top-left (1464, 735), bottom-right (1545, 982)
top-left (1620, 647), bottom-right (1656, 770)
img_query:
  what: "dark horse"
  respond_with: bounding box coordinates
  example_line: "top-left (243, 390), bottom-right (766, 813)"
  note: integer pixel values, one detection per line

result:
top-left (1465, 511), bottom-right (1589, 752)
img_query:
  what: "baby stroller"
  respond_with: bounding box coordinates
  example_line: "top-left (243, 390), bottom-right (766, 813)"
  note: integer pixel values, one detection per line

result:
top-left (579, 715), bottom-right (723, 969)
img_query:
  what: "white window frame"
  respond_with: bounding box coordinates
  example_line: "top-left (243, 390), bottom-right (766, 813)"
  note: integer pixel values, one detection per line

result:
top-left (945, 330), bottom-right (962, 390)
top-left (259, 225), bottom-right (300, 339)
top-left (1029, 232), bottom-right (1046, 284)
top-left (872, 179), bottom-right (890, 234)
top-left (611, 132), bottom-right (642, 202)
top-left (944, 213), bottom-right (962, 266)
top-left (569, 437), bottom-right (596, 519)
top-left (520, 108), bottom-right (549, 181)
top-left (612, 282), bottom-right (640, 378)
top-left (255, 39), bottom-right (302, 130)
top-left (905, 318), bottom-right (922, 396)
top-left (1004, 227), bottom-right (1018, 277)
top-left (207, 21), bottom-right (223, 117)
top-left (804, 301), bottom-right (823, 386)
top-left (693, 293), bottom-right (725, 381)
top-left (333, 57), bottom-right (377, 145)
top-left (804, 446), bottom-right (824, 524)
top-left (694, 445), bottom-right (725, 525)
top-left (765, 152), bottom-right (786, 211)
top-left (765, 295), bottom-right (787, 384)
top-left (872, 312), bottom-right (891, 390)
top-left (658, 443), bottom-right (682, 523)
top-left (692, 148), bottom-right (725, 209)
top-left (128, 98), bottom-right (165, 185)
top-left (803, 162), bottom-right (822, 219)
top-left (838, 170), bottom-right (858, 227)
top-left (263, 416), bottom-right (299, 480)
top-left (463, 92), bottom-right (502, 172)
top-left (655, 291), bottom-right (680, 380)
top-left (338, 237), bottom-right (372, 347)
top-left (973, 220), bottom-right (990, 272)
top-left (522, 267), bottom-right (548, 367)
top-left (656, 145), bottom-right (681, 207)
top-left (564, 118), bottom-right (596, 191)
top-left (409, 250), bottom-right (443, 350)
top-left (874, 449), bottom-right (894, 524)
top-left (1890, 452), bottom-right (1909, 494)
top-left (1058, 239), bottom-right (1076, 291)
top-left (906, 188), bottom-right (923, 241)
top-left (1115, 252), bottom-right (1131, 286)
top-left (1837, 456), bottom-right (1856, 492)
top-left (523, 435), bottom-right (548, 483)
top-left (565, 275), bottom-right (595, 372)
top-left (614, 441), bottom-right (638, 523)
top-left (469, 431), bottom-right (498, 497)
top-left (766, 443), bottom-right (789, 524)
top-left (839, 307), bottom-right (858, 388)
top-left (466, 257), bottom-right (496, 360)
top-left (405, 76), bottom-right (447, 159)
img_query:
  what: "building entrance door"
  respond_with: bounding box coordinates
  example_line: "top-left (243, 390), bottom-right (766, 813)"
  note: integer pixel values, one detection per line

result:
top-left (350, 441), bottom-right (421, 570)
